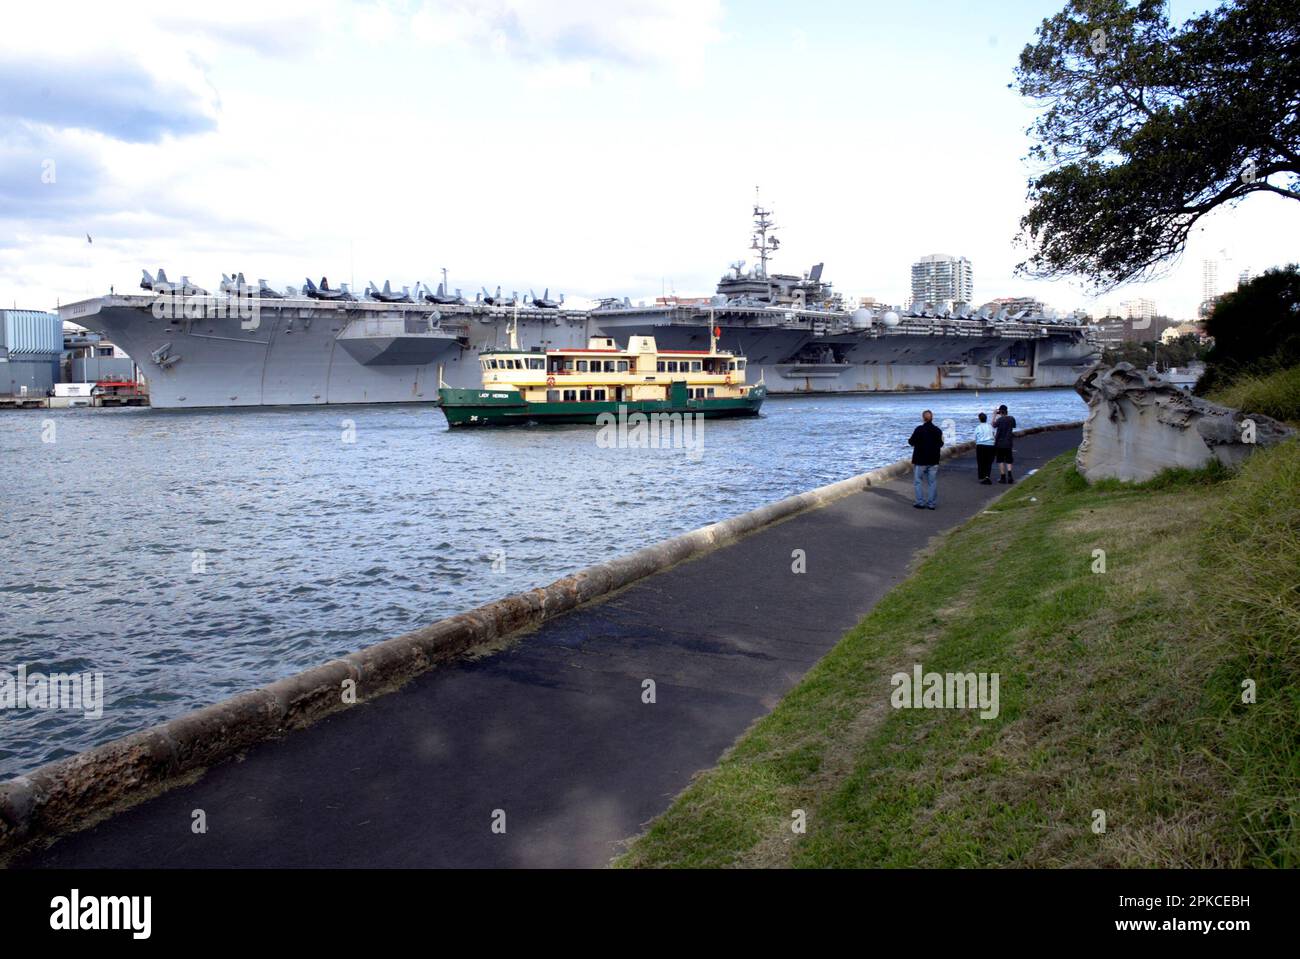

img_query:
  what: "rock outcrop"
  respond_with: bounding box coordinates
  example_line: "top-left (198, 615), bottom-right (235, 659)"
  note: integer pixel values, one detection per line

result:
top-left (1074, 363), bottom-right (1294, 483)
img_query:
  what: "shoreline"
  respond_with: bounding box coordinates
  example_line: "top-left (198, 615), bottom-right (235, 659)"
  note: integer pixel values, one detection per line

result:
top-left (0, 420), bottom-right (1082, 861)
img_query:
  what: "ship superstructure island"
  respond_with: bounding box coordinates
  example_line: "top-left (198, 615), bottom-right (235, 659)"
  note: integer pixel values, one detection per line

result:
top-left (57, 205), bottom-right (1100, 409)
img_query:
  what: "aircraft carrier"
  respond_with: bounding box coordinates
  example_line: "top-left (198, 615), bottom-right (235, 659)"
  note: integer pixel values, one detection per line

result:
top-left (57, 206), bottom-right (1099, 409)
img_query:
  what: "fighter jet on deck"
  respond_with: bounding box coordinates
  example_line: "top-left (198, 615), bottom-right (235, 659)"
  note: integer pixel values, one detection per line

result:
top-left (423, 282), bottom-right (465, 306)
top-left (365, 280), bottom-right (413, 303)
top-left (141, 268), bottom-right (176, 292)
top-left (304, 277), bottom-right (355, 301)
top-left (529, 289), bottom-right (564, 309)
top-left (219, 272), bottom-right (256, 294)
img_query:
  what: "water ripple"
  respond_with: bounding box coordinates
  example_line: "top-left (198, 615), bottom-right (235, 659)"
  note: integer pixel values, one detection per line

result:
top-left (0, 391), bottom-right (1083, 776)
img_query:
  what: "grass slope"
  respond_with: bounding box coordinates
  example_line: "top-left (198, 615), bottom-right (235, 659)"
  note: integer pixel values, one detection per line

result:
top-left (618, 442), bottom-right (1300, 868)
top-left (1207, 364), bottom-right (1300, 425)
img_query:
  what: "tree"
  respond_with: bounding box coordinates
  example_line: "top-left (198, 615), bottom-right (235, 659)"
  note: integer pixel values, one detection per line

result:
top-left (1102, 341), bottom-right (1156, 368)
top-left (1015, 0), bottom-right (1300, 290)
top-left (1158, 333), bottom-right (1210, 369)
top-left (1195, 264), bottom-right (1300, 393)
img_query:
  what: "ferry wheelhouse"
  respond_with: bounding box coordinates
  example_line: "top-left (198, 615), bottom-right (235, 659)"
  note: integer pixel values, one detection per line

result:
top-left (437, 329), bottom-right (765, 426)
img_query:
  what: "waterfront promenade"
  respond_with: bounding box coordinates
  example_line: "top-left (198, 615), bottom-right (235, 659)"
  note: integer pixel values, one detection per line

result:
top-left (17, 428), bottom-right (1081, 868)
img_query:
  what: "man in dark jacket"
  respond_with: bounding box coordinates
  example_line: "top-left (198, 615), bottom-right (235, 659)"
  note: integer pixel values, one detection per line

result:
top-left (908, 410), bottom-right (944, 509)
top-left (992, 404), bottom-right (1017, 483)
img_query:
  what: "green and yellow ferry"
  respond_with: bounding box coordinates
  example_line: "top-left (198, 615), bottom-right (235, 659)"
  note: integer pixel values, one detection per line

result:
top-left (437, 327), bottom-right (766, 427)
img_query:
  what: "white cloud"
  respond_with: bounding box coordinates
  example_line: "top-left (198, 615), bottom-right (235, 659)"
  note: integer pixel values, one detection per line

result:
top-left (406, 0), bottom-right (724, 78)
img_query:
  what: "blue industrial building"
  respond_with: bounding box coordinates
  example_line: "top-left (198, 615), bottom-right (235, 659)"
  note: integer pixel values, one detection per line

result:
top-left (0, 310), bottom-right (62, 398)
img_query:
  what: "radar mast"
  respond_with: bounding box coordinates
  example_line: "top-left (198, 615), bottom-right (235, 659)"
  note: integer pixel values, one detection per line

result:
top-left (750, 187), bottom-right (779, 279)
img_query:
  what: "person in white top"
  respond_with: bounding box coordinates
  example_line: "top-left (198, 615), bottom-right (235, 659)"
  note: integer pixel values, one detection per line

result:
top-left (974, 411), bottom-right (996, 484)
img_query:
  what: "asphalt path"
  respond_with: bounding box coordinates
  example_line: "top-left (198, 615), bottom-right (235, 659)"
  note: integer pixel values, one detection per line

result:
top-left (18, 428), bottom-right (1080, 868)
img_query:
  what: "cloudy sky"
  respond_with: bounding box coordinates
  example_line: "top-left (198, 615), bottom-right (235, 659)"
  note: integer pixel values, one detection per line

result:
top-left (2, 0), bottom-right (1296, 318)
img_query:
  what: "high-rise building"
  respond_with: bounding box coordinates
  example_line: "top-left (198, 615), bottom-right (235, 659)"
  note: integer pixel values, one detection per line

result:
top-left (1121, 298), bottom-right (1157, 323)
top-left (1201, 258), bottom-right (1220, 303)
top-left (1238, 268), bottom-right (1252, 289)
top-left (911, 254), bottom-right (973, 309)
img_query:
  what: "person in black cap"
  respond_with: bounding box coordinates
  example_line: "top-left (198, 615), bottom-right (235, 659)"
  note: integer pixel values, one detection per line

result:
top-left (992, 404), bottom-right (1017, 483)
top-left (907, 409), bottom-right (944, 509)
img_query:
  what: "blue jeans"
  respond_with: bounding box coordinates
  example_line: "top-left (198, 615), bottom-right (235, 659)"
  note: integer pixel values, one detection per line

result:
top-left (914, 465), bottom-right (938, 507)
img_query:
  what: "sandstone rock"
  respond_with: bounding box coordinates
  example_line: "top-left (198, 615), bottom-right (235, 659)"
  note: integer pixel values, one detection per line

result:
top-left (1074, 363), bottom-right (1294, 483)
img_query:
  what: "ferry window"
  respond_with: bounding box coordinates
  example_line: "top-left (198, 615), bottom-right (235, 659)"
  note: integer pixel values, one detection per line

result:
top-left (563, 389), bottom-right (577, 401)
top-left (564, 358), bottom-right (574, 371)
top-left (728, 361), bottom-right (736, 371)
top-left (617, 360), bottom-right (628, 372)
top-left (577, 360), bottom-right (588, 372)
top-left (707, 387), bottom-right (715, 397)
top-left (738, 360), bottom-right (747, 370)
top-left (490, 359), bottom-right (500, 369)
top-left (667, 361), bottom-right (678, 372)
top-left (529, 358), bottom-right (544, 370)
top-left (657, 361), bottom-right (665, 371)
top-left (579, 389), bottom-right (592, 401)
top-left (593, 389), bottom-right (606, 401)
top-left (604, 360), bottom-right (616, 372)
top-left (547, 390), bottom-right (560, 402)
top-left (691, 361), bottom-right (702, 372)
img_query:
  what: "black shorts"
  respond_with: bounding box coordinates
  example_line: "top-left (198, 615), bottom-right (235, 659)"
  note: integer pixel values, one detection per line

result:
top-left (995, 446), bottom-right (1014, 463)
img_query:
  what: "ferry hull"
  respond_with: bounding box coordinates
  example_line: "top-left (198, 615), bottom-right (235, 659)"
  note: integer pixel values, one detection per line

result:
top-left (437, 386), bottom-right (766, 427)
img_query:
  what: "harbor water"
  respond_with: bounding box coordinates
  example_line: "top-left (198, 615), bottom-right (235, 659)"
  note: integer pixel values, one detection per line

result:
top-left (0, 389), bottom-right (1085, 778)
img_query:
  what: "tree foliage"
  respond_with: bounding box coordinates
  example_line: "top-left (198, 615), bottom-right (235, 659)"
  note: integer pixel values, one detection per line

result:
top-left (1015, 0), bottom-right (1300, 290)
top-left (1196, 263), bottom-right (1300, 393)
top-left (1102, 332), bottom-right (1208, 370)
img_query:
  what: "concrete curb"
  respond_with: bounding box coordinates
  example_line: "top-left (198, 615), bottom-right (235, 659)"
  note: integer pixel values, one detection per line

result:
top-left (0, 420), bottom-right (1082, 858)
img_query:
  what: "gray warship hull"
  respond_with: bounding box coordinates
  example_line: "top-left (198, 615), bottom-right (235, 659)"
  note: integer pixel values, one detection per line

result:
top-left (591, 303), bottom-right (1098, 394)
top-left (59, 294), bottom-right (1098, 409)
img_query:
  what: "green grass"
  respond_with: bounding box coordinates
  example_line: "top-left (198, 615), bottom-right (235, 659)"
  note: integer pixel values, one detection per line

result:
top-left (617, 442), bottom-right (1300, 868)
top-left (1207, 364), bottom-right (1300, 425)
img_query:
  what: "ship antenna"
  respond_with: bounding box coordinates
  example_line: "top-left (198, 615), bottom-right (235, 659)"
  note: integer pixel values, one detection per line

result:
top-left (750, 186), bottom-right (777, 280)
